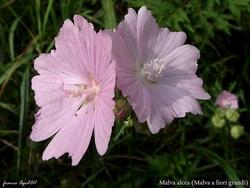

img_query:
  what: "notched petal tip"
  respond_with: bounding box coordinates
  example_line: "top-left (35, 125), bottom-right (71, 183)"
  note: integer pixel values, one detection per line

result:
top-left (29, 131), bottom-right (40, 142)
top-left (128, 7), bottom-right (137, 15)
top-left (29, 128), bottom-right (48, 142)
top-left (147, 121), bottom-right (163, 134)
top-left (138, 6), bottom-right (155, 22)
top-left (33, 54), bottom-right (48, 72)
top-left (73, 14), bottom-right (94, 31)
top-left (61, 19), bottom-right (75, 30)
top-left (186, 44), bottom-right (200, 60)
top-left (203, 92), bottom-right (211, 100)
top-left (97, 147), bottom-right (107, 156)
top-left (29, 132), bottom-right (36, 142)
top-left (149, 127), bottom-right (160, 134)
top-left (138, 5), bottom-right (148, 12)
top-left (71, 157), bottom-right (80, 166)
top-left (42, 153), bottom-right (50, 161)
top-left (178, 31), bottom-right (187, 43)
top-left (73, 14), bottom-right (86, 21)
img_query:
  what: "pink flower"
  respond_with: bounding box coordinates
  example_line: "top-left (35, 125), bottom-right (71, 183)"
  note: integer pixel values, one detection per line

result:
top-left (216, 90), bottom-right (238, 109)
top-left (30, 15), bottom-right (116, 165)
top-left (108, 6), bottom-right (210, 134)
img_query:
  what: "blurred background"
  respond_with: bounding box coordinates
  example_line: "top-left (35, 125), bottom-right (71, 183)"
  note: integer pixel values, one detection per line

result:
top-left (0, 0), bottom-right (250, 187)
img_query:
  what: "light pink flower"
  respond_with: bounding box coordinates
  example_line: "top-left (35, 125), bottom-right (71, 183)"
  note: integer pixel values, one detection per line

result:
top-left (216, 90), bottom-right (238, 109)
top-left (30, 15), bottom-right (116, 165)
top-left (108, 6), bottom-right (210, 134)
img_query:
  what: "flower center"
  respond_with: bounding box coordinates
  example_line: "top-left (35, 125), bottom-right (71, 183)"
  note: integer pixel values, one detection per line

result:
top-left (63, 81), bottom-right (100, 115)
top-left (67, 82), bottom-right (99, 100)
top-left (141, 58), bottom-right (165, 83)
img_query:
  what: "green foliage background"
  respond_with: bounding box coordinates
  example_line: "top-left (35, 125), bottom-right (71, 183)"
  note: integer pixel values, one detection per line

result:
top-left (0, 0), bottom-right (250, 187)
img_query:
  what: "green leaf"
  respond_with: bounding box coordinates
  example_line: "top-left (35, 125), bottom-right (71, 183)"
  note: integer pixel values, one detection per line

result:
top-left (229, 0), bottom-right (249, 18)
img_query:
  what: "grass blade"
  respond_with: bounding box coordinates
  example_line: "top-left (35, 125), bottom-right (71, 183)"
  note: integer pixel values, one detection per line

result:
top-left (35, 0), bottom-right (42, 37)
top-left (9, 18), bottom-right (19, 61)
top-left (195, 147), bottom-right (244, 188)
top-left (0, 102), bottom-right (18, 115)
top-left (0, 59), bottom-right (25, 97)
top-left (16, 65), bottom-right (30, 178)
top-left (42, 0), bottom-right (53, 35)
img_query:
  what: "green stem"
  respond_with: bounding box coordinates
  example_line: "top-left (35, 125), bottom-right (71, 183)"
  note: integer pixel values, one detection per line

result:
top-left (101, 0), bottom-right (116, 29)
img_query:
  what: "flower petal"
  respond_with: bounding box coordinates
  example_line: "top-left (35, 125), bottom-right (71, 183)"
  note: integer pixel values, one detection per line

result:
top-left (31, 74), bottom-right (84, 107)
top-left (161, 69), bottom-right (210, 100)
top-left (137, 6), bottom-right (186, 62)
top-left (137, 6), bottom-right (159, 61)
top-left (34, 51), bottom-right (90, 87)
top-left (153, 29), bottom-right (186, 59)
top-left (42, 105), bottom-right (94, 166)
top-left (80, 31), bottom-right (113, 82)
top-left (113, 8), bottom-right (140, 69)
top-left (30, 97), bottom-right (83, 142)
top-left (147, 103), bottom-right (166, 134)
top-left (94, 99), bottom-right (114, 155)
top-left (146, 83), bottom-right (202, 133)
top-left (163, 44), bottom-right (200, 73)
top-left (151, 83), bottom-right (202, 116)
top-left (99, 61), bottom-right (116, 100)
top-left (53, 19), bottom-right (92, 82)
top-left (130, 84), bottom-right (151, 122)
top-left (69, 107), bottom-right (95, 165)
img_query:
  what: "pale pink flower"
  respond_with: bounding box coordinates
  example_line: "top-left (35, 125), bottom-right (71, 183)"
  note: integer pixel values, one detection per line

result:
top-left (108, 6), bottom-right (210, 134)
top-left (216, 90), bottom-right (238, 109)
top-left (30, 15), bottom-right (116, 165)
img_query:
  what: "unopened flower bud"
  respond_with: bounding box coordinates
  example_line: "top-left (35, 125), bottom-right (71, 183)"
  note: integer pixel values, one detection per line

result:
top-left (212, 114), bottom-right (225, 128)
top-left (230, 125), bottom-right (244, 139)
top-left (216, 108), bottom-right (225, 117)
top-left (114, 99), bottom-right (132, 119)
top-left (225, 109), bottom-right (240, 122)
top-left (216, 90), bottom-right (239, 109)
